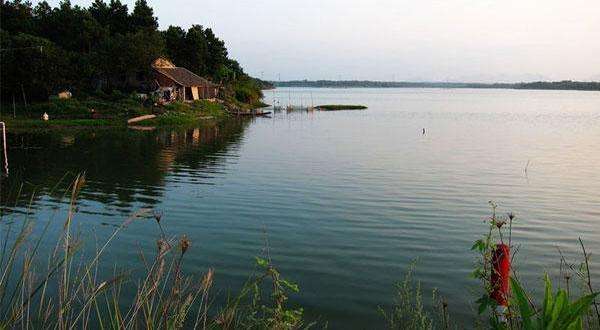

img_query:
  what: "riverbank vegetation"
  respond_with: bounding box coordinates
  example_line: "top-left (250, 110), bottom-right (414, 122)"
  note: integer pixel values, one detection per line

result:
top-left (274, 80), bottom-right (600, 91)
top-left (0, 0), bottom-right (272, 126)
top-left (1, 176), bottom-right (598, 329)
top-left (0, 94), bottom-right (230, 128)
top-left (316, 104), bottom-right (367, 110)
top-left (146, 100), bottom-right (229, 126)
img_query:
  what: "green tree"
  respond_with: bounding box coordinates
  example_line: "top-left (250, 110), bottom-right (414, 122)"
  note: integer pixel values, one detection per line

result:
top-left (163, 25), bottom-right (186, 64)
top-left (89, 0), bottom-right (110, 27)
top-left (204, 27), bottom-right (228, 75)
top-left (95, 30), bottom-right (164, 90)
top-left (0, 0), bottom-right (35, 33)
top-left (131, 0), bottom-right (158, 31)
top-left (0, 0), bottom-right (264, 104)
top-left (106, 0), bottom-right (130, 35)
top-left (0, 31), bottom-right (69, 102)
top-left (182, 25), bottom-right (209, 75)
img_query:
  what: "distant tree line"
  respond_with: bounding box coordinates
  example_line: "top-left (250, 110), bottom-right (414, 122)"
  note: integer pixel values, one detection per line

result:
top-left (0, 0), bottom-right (270, 104)
top-left (273, 80), bottom-right (600, 91)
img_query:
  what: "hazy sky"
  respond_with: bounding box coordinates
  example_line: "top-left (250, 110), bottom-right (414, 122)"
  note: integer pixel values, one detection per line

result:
top-left (42, 0), bottom-right (600, 82)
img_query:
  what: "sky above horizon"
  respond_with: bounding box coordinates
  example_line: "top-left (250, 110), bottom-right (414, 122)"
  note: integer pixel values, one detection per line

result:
top-left (40, 0), bottom-right (600, 82)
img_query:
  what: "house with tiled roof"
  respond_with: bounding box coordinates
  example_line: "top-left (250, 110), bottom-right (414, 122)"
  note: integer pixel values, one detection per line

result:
top-left (152, 58), bottom-right (219, 102)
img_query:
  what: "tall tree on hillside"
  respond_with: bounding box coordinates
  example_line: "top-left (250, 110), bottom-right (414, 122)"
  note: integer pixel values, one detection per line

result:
top-left (182, 25), bottom-right (209, 75)
top-left (89, 0), bottom-right (110, 26)
top-left (95, 29), bottom-right (164, 90)
top-left (204, 28), bottom-right (228, 75)
top-left (34, 1), bottom-right (105, 53)
top-left (0, 0), bottom-right (264, 103)
top-left (126, 29), bottom-right (165, 81)
top-left (0, 0), bottom-right (34, 33)
top-left (0, 31), bottom-right (69, 101)
top-left (131, 0), bottom-right (158, 31)
top-left (32, 1), bottom-right (52, 19)
top-left (163, 25), bottom-right (186, 64)
top-left (106, 0), bottom-right (130, 35)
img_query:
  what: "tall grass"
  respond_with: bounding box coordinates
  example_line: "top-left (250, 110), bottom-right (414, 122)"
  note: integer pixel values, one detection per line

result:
top-left (1, 176), bottom-right (598, 329)
top-left (0, 174), bottom-right (305, 329)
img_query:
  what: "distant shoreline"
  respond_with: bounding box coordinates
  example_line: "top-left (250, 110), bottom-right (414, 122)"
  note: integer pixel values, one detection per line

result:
top-left (271, 80), bottom-right (600, 91)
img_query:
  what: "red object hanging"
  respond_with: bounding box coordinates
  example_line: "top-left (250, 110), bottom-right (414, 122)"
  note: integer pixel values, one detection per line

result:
top-left (490, 243), bottom-right (511, 306)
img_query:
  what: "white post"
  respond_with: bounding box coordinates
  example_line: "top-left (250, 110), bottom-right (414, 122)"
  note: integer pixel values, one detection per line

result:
top-left (0, 122), bottom-right (8, 176)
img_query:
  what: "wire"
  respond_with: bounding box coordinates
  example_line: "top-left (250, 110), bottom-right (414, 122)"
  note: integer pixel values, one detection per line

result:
top-left (0, 46), bottom-right (43, 52)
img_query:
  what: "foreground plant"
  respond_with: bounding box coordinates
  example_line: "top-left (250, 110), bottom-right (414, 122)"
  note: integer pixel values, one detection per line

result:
top-left (507, 275), bottom-right (598, 330)
top-left (472, 202), bottom-right (600, 330)
top-left (2, 175), bottom-right (598, 329)
top-left (382, 201), bottom-right (599, 330)
top-left (0, 175), bottom-right (307, 329)
top-left (471, 202), bottom-right (515, 318)
top-left (215, 256), bottom-right (306, 329)
top-left (379, 261), bottom-right (449, 330)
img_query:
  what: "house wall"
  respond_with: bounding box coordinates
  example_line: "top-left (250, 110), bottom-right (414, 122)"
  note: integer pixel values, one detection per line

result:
top-left (154, 71), bottom-right (219, 101)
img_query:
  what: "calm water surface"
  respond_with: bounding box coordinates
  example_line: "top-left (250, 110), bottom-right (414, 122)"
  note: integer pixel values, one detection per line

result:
top-left (2, 88), bottom-right (600, 328)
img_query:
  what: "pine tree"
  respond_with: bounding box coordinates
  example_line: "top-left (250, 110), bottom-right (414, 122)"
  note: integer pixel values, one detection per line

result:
top-left (131, 0), bottom-right (157, 31)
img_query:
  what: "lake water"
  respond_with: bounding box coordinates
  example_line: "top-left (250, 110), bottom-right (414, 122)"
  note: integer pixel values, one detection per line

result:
top-left (2, 88), bottom-right (600, 328)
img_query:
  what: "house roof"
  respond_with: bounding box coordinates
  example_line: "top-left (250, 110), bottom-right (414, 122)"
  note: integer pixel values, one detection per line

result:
top-left (152, 57), bottom-right (176, 69)
top-left (154, 67), bottom-right (216, 87)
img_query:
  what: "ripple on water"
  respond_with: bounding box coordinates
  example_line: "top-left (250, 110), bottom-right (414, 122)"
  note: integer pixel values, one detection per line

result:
top-left (3, 88), bottom-right (600, 329)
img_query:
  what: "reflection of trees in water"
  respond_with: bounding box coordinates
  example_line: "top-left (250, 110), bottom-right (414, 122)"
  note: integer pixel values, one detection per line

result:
top-left (0, 119), bottom-right (250, 215)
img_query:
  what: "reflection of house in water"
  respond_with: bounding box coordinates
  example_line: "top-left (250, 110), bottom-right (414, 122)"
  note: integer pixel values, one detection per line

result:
top-left (155, 127), bottom-right (223, 170)
top-left (157, 127), bottom-right (221, 148)
top-left (193, 128), bottom-right (201, 144)
top-left (152, 58), bottom-right (220, 103)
